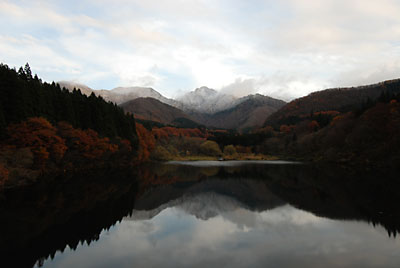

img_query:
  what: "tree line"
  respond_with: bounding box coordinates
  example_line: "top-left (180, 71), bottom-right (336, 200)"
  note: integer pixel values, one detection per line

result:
top-left (0, 63), bottom-right (137, 146)
top-left (0, 63), bottom-right (140, 188)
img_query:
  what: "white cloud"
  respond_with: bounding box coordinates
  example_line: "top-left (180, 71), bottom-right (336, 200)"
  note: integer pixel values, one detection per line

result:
top-left (0, 0), bottom-right (399, 100)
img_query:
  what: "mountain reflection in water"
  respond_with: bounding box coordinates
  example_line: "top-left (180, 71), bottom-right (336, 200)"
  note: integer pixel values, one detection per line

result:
top-left (0, 161), bottom-right (399, 268)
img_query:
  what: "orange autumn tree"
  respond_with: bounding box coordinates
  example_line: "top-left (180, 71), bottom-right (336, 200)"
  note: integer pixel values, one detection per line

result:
top-left (152, 127), bottom-right (169, 140)
top-left (136, 123), bottom-right (155, 161)
top-left (308, 120), bottom-right (320, 132)
top-left (0, 163), bottom-right (9, 186)
top-left (7, 117), bottom-right (67, 169)
top-left (152, 126), bottom-right (207, 141)
top-left (280, 124), bottom-right (294, 134)
top-left (57, 121), bottom-right (118, 159)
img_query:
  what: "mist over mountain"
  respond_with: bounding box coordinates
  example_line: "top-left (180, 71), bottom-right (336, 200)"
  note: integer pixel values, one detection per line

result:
top-left (58, 81), bottom-right (285, 129)
top-left (176, 86), bottom-right (239, 114)
top-left (190, 94), bottom-right (286, 130)
top-left (58, 81), bottom-right (94, 96)
top-left (58, 81), bottom-right (178, 106)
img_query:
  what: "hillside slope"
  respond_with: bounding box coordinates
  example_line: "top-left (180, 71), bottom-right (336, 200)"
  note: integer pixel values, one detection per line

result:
top-left (59, 81), bottom-right (178, 106)
top-left (264, 78), bottom-right (400, 128)
top-left (191, 94), bottom-right (286, 130)
top-left (120, 97), bottom-right (199, 127)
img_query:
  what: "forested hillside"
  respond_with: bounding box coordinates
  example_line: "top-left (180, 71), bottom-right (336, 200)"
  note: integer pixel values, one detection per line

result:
top-left (206, 80), bottom-right (400, 168)
top-left (120, 97), bottom-right (199, 126)
top-left (190, 94), bottom-right (286, 130)
top-left (0, 63), bottom-right (139, 188)
top-left (0, 63), bottom-right (137, 144)
top-left (264, 79), bottom-right (400, 128)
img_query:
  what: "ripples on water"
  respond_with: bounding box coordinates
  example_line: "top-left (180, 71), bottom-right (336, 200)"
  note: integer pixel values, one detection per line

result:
top-left (0, 161), bottom-right (399, 268)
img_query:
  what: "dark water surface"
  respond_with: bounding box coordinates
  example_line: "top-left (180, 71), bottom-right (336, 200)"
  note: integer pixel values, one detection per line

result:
top-left (1, 161), bottom-right (399, 268)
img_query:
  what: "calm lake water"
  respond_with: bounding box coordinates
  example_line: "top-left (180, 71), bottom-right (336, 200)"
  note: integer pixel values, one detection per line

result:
top-left (1, 161), bottom-right (399, 268)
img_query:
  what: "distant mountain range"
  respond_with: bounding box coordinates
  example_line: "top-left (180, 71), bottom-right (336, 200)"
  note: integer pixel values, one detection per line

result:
top-left (58, 78), bottom-right (400, 131)
top-left (175, 86), bottom-right (238, 113)
top-left (189, 94), bottom-right (286, 130)
top-left (59, 81), bottom-right (286, 130)
top-left (58, 81), bottom-right (178, 106)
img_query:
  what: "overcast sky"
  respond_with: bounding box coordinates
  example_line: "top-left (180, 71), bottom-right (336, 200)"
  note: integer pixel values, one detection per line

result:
top-left (1, 0), bottom-right (399, 100)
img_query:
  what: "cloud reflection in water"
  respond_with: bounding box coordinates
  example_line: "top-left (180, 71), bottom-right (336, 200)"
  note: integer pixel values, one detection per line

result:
top-left (41, 193), bottom-right (400, 268)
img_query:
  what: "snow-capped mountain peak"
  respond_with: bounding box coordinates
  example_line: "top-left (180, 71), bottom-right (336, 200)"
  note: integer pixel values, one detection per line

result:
top-left (177, 86), bottom-right (238, 114)
top-left (58, 81), bottom-right (177, 105)
top-left (111, 86), bottom-right (161, 97)
top-left (194, 86), bottom-right (218, 95)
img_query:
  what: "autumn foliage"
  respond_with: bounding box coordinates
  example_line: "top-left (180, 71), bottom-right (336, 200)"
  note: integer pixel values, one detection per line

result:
top-left (0, 116), bottom-right (216, 180)
top-left (2, 117), bottom-right (134, 172)
top-left (133, 123), bottom-right (211, 161)
top-left (280, 124), bottom-right (294, 134)
top-left (152, 126), bottom-right (206, 140)
top-left (57, 122), bottom-right (118, 160)
top-left (135, 123), bottom-right (156, 162)
top-left (0, 163), bottom-right (9, 186)
top-left (6, 117), bottom-right (67, 169)
top-left (308, 120), bottom-right (320, 132)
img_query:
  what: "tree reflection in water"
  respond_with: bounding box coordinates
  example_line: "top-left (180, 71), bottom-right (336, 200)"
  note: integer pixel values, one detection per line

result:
top-left (0, 162), bottom-right (399, 268)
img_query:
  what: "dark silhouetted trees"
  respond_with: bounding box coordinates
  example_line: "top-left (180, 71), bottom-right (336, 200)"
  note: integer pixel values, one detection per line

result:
top-left (0, 63), bottom-right (138, 148)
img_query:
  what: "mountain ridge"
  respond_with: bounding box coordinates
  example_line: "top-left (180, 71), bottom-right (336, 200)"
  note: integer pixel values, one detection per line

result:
top-left (264, 78), bottom-right (400, 128)
top-left (58, 81), bottom-right (285, 129)
top-left (189, 94), bottom-right (286, 130)
top-left (120, 97), bottom-right (199, 127)
top-left (58, 81), bottom-right (178, 106)
top-left (176, 86), bottom-right (239, 114)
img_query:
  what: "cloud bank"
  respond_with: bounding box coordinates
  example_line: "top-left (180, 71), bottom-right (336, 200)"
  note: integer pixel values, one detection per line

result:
top-left (0, 0), bottom-right (399, 100)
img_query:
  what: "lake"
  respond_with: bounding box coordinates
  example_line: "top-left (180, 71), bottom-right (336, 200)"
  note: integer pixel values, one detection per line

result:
top-left (1, 161), bottom-right (399, 268)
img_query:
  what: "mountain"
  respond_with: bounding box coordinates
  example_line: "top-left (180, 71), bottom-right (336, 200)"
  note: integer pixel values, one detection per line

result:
top-left (59, 82), bottom-right (286, 130)
top-left (176, 86), bottom-right (238, 114)
top-left (58, 81), bottom-right (94, 96)
top-left (264, 78), bottom-right (400, 128)
top-left (120, 97), bottom-right (200, 127)
top-left (58, 81), bottom-right (178, 106)
top-left (129, 179), bottom-right (284, 221)
top-left (254, 78), bottom-right (400, 168)
top-left (98, 86), bottom-right (178, 105)
top-left (190, 94), bottom-right (286, 130)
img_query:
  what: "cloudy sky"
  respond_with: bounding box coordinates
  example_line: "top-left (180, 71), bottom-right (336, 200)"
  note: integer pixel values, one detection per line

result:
top-left (1, 0), bottom-right (399, 100)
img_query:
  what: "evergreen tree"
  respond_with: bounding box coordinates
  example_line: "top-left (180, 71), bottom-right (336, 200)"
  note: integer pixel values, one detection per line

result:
top-left (0, 63), bottom-right (138, 148)
top-left (24, 63), bottom-right (32, 80)
top-left (0, 102), bottom-right (6, 139)
top-left (17, 66), bottom-right (25, 79)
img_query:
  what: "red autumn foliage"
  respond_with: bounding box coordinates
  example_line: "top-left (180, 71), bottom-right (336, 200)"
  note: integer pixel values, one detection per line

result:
top-left (0, 163), bottom-right (9, 186)
top-left (308, 120), bottom-right (320, 132)
top-left (136, 123), bottom-right (156, 162)
top-left (280, 124), bottom-right (294, 134)
top-left (7, 117), bottom-right (67, 169)
top-left (119, 138), bottom-right (133, 152)
top-left (330, 113), bottom-right (352, 126)
top-left (3, 118), bottom-right (129, 172)
top-left (151, 126), bottom-right (207, 141)
top-left (152, 127), bottom-right (169, 140)
top-left (57, 121), bottom-right (119, 159)
top-left (313, 110), bottom-right (340, 117)
top-left (180, 128), bottom-right (206, 138)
